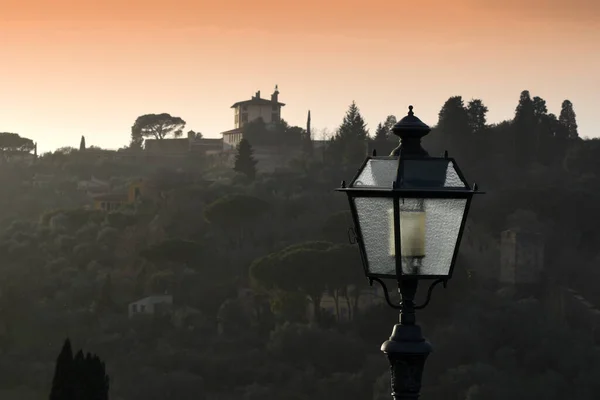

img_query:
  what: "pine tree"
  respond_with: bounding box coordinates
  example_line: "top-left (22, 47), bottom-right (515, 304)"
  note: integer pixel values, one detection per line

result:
top-left (79, 136), bottom-right (86, 151)
top-left (466, 99), bottom-right (488, 134)
top-left (382, 115), bottom-right (397, 135)
top-left (372, 123), bottom-right (390, 155)
top-left (559, 99), bottom-right (578, 139)
top-left (374, 123), bottom-right (387, 141)
top-left (514, 90), bottom-right (535, 123)
top-left (49, 338), bottom-right (74, 400)
top-left (437, 96), bottom-right (471, 159)
top-left (333, 101), bottom-right (369, 165)
top-left (532, 96), bottom-right (548, 118)
top-left (233, 138), bottom-right (258, 181)
top-left (72, 350), bottom-right (86, 400)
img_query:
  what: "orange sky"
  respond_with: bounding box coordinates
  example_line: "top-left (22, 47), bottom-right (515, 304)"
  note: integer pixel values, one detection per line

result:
top-left (0, 0), bottom-right (598, 152)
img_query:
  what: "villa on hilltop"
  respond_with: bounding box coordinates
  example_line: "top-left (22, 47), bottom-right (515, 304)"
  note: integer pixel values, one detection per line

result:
top-left (72, 85), bottom-right (325, 171)
top-left (221, 85), bottom-right (285, 150)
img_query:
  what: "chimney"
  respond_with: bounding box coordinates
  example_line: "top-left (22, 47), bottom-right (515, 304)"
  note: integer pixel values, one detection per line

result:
top-left (255, 90), bottom-right (261, 99)
top-left (271, 84), bottom-right (279, 103)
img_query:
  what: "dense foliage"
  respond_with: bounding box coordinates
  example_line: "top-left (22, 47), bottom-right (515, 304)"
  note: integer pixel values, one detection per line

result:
top-left (0, 91), bottom-right (598, 399)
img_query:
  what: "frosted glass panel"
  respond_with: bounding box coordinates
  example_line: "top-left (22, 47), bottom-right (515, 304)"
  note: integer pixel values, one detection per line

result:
top-left (398, 198), bottom-right (467, 276)
top-left (445, 161), bottom-right (467, 188)
top-left (353, 159), bottom-right (398, 188)
top-left (401, 159), bottom-right (468, 189)
top-left (354, 197), bottom-right (396, 275)
top-left (402, 160), bottom-right (447, 188)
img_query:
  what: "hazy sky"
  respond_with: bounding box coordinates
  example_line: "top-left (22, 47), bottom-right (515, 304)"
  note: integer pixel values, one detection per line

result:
top-left (0, 0), bottom-right (598, 153)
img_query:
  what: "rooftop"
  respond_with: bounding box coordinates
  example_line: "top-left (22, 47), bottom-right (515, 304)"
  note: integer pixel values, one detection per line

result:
top-left (221, 128), bottom-right (243, 136)
top-left (145, 138), bottom-right (189, 153)
top-left (231, 98), bottom-right (285, 108)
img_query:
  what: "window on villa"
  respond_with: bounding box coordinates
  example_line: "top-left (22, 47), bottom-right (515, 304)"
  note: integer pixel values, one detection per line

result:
top-left (134, 187), bottom-right (141, 199)
top-left (272, 113), bottom-right (279, 121)
top-left (101, 202), bottom-right (106, 210)
top-left (272, 105), bottom-right (278, 111)
top-left (140, 305), bottom-right (146, 313)
top-left (241, 113), bottom-right (248, 123)
top-left (132, 304), bottom-right (138, 313)
top-left (242, 105), bottom-right (247, 111)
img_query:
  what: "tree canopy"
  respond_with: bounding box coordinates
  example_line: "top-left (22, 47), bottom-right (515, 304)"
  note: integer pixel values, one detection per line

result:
top-left (131, 113), bottom-right (186, 144)
top-left (327, 102), bottom-right (369, 165)
top-left (234, 139), bottom-right (258, 181)
top-left (0, 132), bottom-right (34, 153)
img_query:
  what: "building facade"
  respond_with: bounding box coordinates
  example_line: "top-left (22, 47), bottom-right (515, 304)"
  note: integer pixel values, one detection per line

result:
top-left (91, 179), bottom-right (145, 211)
top-left (222, 85), bottom-right (285, 150)
top-left (128, 295), bottom-right (173, 318)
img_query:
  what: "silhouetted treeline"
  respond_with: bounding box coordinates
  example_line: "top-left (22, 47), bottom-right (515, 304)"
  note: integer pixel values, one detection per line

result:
top-left (0, 90), bottom-right (598, 400)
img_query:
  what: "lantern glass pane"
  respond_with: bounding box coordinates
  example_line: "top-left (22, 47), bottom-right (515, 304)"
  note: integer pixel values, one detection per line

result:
top-left (398, 197), bottom-right (467, 276)
top-left (445, 161), bottom-right (468, 188)
top-left (352, 159), bottom-right (398, 188)
top-left (401, 159), bottom-right (468, 189)
top-left (354, 196), bottom-right (396, 276)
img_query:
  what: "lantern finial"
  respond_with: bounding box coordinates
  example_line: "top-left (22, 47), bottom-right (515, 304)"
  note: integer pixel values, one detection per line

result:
top-left (390, 105), bottom-right (431, 158)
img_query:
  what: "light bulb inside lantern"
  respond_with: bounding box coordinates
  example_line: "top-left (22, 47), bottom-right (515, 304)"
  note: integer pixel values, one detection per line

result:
top-left (388, 205), bottom-right (426, 258)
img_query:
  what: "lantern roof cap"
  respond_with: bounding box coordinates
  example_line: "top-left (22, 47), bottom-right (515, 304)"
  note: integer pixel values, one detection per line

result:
top-left (391, 106), bottom-right (431, 157)
top-left (393, 106), bottom-right (431, 134)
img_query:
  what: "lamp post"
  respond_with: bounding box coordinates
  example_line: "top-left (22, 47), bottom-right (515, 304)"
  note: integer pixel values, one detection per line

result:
top-left (337, 106), bottom-right (483, 399)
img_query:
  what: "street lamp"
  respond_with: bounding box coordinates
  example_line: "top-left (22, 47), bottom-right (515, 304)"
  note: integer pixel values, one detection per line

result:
top-left (337, 106), bottom-right (483, 399)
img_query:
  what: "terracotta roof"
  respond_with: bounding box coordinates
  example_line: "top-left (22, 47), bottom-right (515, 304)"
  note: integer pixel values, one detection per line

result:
top-left (221, 128), bottom-right (243, 135)
top-left (144, 138), bottom-right (189, 153)
top-left (231, 98), bottom-right (285, 108)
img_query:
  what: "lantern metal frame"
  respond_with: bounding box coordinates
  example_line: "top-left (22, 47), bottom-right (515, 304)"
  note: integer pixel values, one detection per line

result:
top-left (338, 155), bottom-right (481, 279)
top-left (336, 105), bottom-right (485, 400)
top-left (336, 107), bottom-right (483, 311)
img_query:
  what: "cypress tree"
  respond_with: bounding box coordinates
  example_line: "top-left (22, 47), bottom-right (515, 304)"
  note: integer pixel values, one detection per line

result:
top-left (559, 99), bottom-right (578, 139)
top-left (49, 339), bottom-right (110, 400)
top-left (79, 136), bottom-right (86, 151)
top-left (72, 350), bottom-right (86, 400)
top-left (233, 138), bottom-right (258, 181)
top-left (513, 90), bottom-right (537, 166)
top-left (90, 354), bottom-right (110, 400)
top-left (302, 110), bottom-right (314, 157)
top-left (49, 338), bottom-right (74, 400)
